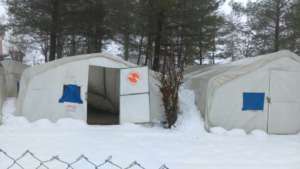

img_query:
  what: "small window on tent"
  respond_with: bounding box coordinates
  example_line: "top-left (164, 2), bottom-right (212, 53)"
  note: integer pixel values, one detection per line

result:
top-left (59, 84), bottom-right (83, 104)
top-left (242, 92), bottom-right (265, 111)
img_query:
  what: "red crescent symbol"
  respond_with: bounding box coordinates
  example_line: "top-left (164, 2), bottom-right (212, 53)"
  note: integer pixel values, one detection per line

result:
top-left (128, 71), bottom-right (140, 85)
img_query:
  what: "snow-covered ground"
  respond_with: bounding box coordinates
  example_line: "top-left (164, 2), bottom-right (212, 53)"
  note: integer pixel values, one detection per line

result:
top-left (1, 89), bottom-right (300, 169)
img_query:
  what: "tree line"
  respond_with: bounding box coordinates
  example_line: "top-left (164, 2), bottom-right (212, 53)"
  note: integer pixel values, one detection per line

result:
top-left (6, 0), bottom-right (222, 70)
top-left (5, 0), bottom-right (300, 67)
top-left (223, 0), bottom-right (300, 60)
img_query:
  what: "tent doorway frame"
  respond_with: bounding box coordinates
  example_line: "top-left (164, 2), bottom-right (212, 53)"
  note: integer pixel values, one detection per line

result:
top-left (267, 70), bottom-right (300, 134)
top-left (87, 66), bottom-right (120, 125)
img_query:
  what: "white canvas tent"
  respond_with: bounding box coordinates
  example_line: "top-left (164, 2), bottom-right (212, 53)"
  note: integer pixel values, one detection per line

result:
top-left (16, 53), bottom-right (164, 124)
top-left (184, 50), bottom-right (300, 134)
top-left (0, 60), bottom-right (28, 97)
top-left (0, 64), bottom-right (6, 124)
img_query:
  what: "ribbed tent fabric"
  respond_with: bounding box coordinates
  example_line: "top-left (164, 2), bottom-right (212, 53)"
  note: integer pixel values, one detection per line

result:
top-left (16, 53), bottom-right (164, 123)
top-left (0, 60), bottom-right (28, 97)
top-left (184, 50), bottom-right (300, 134)
top-left (0, 64), bottom-right (6, 124)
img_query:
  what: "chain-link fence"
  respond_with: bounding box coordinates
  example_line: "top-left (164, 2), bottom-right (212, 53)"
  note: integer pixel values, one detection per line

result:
top-left (0, 149), bottom-right (169, 169)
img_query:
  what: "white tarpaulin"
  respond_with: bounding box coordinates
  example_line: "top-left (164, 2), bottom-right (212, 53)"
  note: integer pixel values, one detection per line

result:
top-left (184, 50), bottom-right (300, 134)
top-left (16, 53), bottom-right (164, 124)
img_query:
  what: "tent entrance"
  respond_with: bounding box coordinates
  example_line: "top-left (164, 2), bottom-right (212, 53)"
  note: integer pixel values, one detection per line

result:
top-left (268, 70), bottom-right (300, 134)
top-left (87, 66), bottom-right (120, 125)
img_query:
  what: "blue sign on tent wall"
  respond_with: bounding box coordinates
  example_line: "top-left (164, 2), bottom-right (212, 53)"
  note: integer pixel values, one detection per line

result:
top-left (242, 92), bottom-right (265, 111)
top-left (59, 84), bottom-right (83, 104)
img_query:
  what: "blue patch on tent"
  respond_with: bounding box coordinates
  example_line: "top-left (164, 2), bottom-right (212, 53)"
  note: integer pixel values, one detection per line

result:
top-left (242, 92), bottom-right (265, 111)
top-left (59, 84), bottom-right (83, 104)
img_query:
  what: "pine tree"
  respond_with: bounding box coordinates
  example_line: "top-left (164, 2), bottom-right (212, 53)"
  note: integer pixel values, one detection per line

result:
top-left (238, 0), bottom-right (293, 54)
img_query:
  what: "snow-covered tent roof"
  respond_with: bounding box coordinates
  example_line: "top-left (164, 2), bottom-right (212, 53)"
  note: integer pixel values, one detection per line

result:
top-left (22, 53), bottom-right (135, 83)
top-left (184, 50), bottom-right (300, 134)
top-left (184, 64), bottom-right (214, 75)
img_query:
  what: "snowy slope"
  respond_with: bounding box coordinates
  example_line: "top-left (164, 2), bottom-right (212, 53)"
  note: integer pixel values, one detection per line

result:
top-left (1, 89), bottom-right (300, 169)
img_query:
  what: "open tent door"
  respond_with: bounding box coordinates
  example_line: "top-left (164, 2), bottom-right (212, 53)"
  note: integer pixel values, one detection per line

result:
top-left (87, 66), bottom-right (120, 125)
top-left (268, 70), bottom-right (300, 134)
top-left (119, 67), bottom-right (150, 123)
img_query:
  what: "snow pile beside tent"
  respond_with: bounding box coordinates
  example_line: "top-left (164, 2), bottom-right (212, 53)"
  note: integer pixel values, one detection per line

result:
top-left (176, 88), bottom-right (205, 133)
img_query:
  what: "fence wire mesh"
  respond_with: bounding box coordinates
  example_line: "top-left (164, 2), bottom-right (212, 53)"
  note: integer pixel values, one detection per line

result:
top-left (0, 149), bottom-right (169, 169)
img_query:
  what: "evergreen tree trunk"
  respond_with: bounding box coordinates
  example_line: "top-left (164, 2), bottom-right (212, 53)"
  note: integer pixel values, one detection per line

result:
top-left (144, 34), bottom-right (152, 66)
top-left (177, 0), bottom-right (186, 70)
top-left (274, 0), bottom-right (281, 52)
top-left (49, 25), bottom-right (57, 61)
top-left (93, 34), bottom-right (98, 53)
top-left (137, 35), bottom-right (144, 65)
top-left (87, 32), bottom-right (92, 53)
top-left (124, 32), bottom-right (130, 60)
top-left (56, 35), bottom-right (63, 59)
top-left (199, 44), bottom-right (203, 65)
top-left (97, 30), bottom-right (103, 53)
top-left (71, 34), bottom-right (76, 56)
top-left (49, 0), bottom-right (59, 61)
top-left (41, 36), bottom-right (49, 62)
top-left (87, 27), bottom-right (102, 53)
top-left (152, 11), bottom-right (164, 71)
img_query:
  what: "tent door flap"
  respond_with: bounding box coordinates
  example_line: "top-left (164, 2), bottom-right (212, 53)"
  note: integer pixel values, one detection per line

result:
top-left (119, 67), bottom-right (150, 123)
top-left (268, 70), bottom-right (300, 134)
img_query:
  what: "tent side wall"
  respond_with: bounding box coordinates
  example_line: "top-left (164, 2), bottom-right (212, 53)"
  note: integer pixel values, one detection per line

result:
top-left (1, 60), bottom-right (28, 97)
top-left (184, 66), bottom-right (233, 118)
top-left (208, 57), bottom-right (300, 132)
top-left (209, 68), bottom-right (270, 131)
top-left (0, 66), bottom-right (6, 124)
